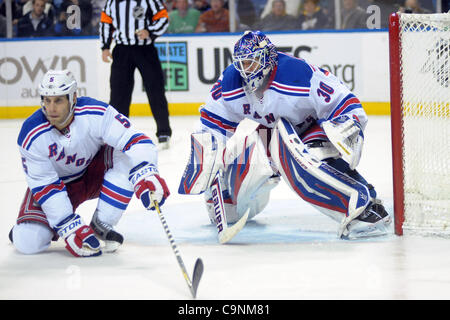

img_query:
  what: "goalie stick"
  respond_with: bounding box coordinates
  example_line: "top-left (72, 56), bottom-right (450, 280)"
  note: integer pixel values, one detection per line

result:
top-left (150, 193), bottom-right (204, 298)
top-left (210, 170), bottom-right (249, 244)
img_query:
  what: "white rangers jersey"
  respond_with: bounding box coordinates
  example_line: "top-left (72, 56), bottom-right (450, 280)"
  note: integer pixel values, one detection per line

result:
top-left (17, 97), bottom-right (157, 226)
top-left (200, 52), bottom-right (368, 142)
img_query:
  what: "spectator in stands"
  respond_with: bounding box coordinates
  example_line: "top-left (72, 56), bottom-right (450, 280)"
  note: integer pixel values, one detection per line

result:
top-left (196, 0), bottom-right (229, 33)
top-left (53, 0), bottom-right (93, 36)
top-left (193, 0), bottom-right (210, 13)
top-left (168, 0), bottom-right (200, 33)
top-left (22, 0), bottom-right (55, 22)
top-left (341, 0), bottom-right (367, 29)
top-left (17, 0), bottom-right (54, 37)
top-left (367, 0), bottom-right (399, 28)
top-left (54, 4), bottom-right (79, 35)
top-left (297, 0), bottom-right (331, 30)
top-left (259, 0), bottom-right (302, 19)
top-left (253, 0), bottom-right (297, 31)
top-left (399, 0), bottom-right (432, 13)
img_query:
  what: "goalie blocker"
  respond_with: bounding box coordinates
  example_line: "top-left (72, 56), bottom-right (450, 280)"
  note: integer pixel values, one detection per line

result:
top-left (179, 118), bottom-right (391, 241)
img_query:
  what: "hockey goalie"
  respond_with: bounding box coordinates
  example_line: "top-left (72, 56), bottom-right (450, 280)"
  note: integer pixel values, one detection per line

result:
top-left (179, 30), bottom-right (391, 242)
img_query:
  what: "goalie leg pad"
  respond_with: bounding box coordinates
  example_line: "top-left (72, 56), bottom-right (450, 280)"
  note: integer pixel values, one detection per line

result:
top-left (205, 174), bottom-right (280, 224)
top-left (270, 118), bottom-right (372, 233)
top-left (225, 129), bottom-right (276, 213)
top-left (224, 128), bottom-right (278, 222)
top-left (204, 126), bottom-right (279, 224)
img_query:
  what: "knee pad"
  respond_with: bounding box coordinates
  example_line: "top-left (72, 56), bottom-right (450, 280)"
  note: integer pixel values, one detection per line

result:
top-left (12, 222), bottom-right (54, 255)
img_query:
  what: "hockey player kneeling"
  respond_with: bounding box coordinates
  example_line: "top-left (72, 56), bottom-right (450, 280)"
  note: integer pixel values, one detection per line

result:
top-left (10, 70), bottom-right (170, 257)
top-left (178, 31), bottom-right (391, 242)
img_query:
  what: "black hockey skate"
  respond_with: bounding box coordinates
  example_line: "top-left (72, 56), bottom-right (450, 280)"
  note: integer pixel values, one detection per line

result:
top-left (343, 200), bottom-right (392, 239)
top-left (356, 202), bottom-right (390, 224)
top-left (90, 211), bottom-right (123, 253)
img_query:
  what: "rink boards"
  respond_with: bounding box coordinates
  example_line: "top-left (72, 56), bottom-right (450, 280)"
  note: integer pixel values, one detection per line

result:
top-left (0, 30), bottom-right (390, 118)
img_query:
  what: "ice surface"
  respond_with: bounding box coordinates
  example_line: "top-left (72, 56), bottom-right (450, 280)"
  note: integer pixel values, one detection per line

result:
top-left (1, 115), bottom-right (450, 300)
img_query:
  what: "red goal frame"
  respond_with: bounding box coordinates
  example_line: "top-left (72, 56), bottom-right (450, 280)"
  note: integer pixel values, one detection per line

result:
top-left (388, 13), bottom-right (405, 236)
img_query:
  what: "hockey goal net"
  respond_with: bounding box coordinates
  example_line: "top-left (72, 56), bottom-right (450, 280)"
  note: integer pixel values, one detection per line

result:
top-left (389, 12), bottom-right (450, 236)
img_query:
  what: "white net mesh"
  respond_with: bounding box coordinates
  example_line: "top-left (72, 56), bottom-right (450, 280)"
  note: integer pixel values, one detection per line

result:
top-left (400, 13), bottom-right (450, 236)
top-left (398, 13), bottom-right (450, 235)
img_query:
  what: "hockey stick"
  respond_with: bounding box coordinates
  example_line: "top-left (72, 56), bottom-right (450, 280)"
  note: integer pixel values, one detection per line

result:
top-left (150, 193), bottom-right (204, 298)
top-left (211, 170), bottom-right (249, 244)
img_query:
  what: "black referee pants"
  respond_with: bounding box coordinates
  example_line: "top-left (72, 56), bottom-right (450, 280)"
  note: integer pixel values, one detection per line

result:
top-left (110, 44), bottom-right (172, 138)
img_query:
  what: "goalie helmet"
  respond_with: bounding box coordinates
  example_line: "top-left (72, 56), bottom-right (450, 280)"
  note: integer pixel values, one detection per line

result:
top-left (233, 30), bottom-right (278, 92)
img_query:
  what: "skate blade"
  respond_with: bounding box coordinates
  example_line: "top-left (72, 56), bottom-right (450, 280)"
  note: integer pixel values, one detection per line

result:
top-left (342, 216), bottom-right (392, 240)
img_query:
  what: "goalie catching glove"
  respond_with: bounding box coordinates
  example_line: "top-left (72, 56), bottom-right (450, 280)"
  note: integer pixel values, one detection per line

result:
top-left (54, 213), bottom-right (102, 257)
top-left (321, 115), bottom-right (364, 170)
top-left (129, 162), bottom-right (170, 210)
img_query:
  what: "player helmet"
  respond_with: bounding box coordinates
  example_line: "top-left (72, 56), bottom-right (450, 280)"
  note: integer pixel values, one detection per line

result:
top-left (39, 69), bottom-right (78, 124)
top-left (233, 30), bottom-right (278, 92)
top-left (39, 69), bottom-right (77, 105)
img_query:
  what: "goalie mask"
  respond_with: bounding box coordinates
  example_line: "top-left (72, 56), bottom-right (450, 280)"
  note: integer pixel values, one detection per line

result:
top-left (39, 69), bottom-right (78, 126)
top-left (233, 30), bottom-right (278, 92)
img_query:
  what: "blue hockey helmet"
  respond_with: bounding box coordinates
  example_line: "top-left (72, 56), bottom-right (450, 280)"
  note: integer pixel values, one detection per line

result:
top-left (233, 30), bottom-right (278, 92)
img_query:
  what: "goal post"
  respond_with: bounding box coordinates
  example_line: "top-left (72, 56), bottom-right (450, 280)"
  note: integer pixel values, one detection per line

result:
top-left (389, 12), bottom-right (450, 236)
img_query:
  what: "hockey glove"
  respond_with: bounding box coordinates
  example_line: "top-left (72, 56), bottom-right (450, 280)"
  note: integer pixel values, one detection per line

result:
top-left (129, 162), bottom-right (170, 210)
top-left (321, 115), bottom-right (364, 170)
top-left (54, 213), bottom-right (102, 257)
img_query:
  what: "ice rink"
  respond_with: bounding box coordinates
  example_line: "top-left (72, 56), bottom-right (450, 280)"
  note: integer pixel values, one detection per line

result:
top-left (1, 115), bottom-right (450, 300)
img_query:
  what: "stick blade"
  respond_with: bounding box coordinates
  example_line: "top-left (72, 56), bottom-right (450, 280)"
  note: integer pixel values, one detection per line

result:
top-left (190, 258), bottom-right (204, 298)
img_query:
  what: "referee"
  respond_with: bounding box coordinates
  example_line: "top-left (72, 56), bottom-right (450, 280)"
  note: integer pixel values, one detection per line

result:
top-left (100, 0), bottom-right (172, 148)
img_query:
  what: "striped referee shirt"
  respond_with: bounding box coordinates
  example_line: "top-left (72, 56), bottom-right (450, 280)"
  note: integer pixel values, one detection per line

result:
top-left (100, 0), bottom-right (169, 49)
